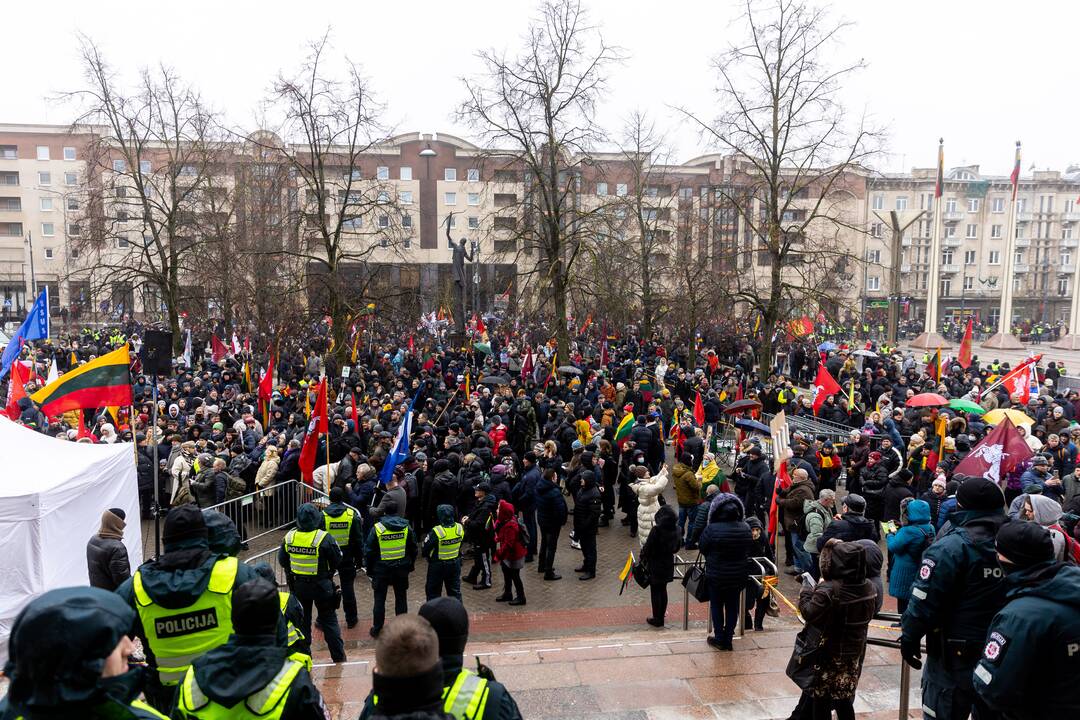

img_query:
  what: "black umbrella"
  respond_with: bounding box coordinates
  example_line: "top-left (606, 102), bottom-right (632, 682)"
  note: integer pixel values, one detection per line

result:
top-left (479, 374), bottom-right (510, 386)
top-left (558, 365), bottom-right (583, 375)
top-left (723, 399), bottom-right (762, 415)
top-left (735, 418), bottom-right (770, 435)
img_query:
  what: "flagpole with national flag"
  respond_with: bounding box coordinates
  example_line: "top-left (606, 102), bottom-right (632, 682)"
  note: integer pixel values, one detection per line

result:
top-left (918, 139), bottom-right (947, 349)
top-left (984, 141), bottom-right (1025, 350)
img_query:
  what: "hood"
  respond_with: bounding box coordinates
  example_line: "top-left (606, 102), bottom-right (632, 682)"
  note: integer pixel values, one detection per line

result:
top-left (746, 516), bottom-right (764, 532)
top-left (376, 514), bottom-right (411, 531)
top-left (295, 503), bottom-right (324, 532)
top-left (324, 502), bottom-right (349, 519)
top-left (803, 498), bottom-right (828, 515)
top-left (707, 492), bottom-right (745, 523)
top-left (904, 499), bottom-right (931, 525)
top-left (1026, 494), bottom-right (1063, 527)
top-left (1008, 562), bottom-right (1080, 608)
top-left (654, 504), bottom-right (677, 530)
top-left (853, 538), bottom-right (884, 574)
top-left (437, 504), bottom-right (456, 526)
top-left (136, 550), bottom-right (220, 609)
top-left (823, 541), bottom-right (868, 583)
top-left (497, 499), bottom-right (516, 523)
top-left (203, 510), bottom-right (241, 556)
top-left (193, 636), bottom-right (291, 708)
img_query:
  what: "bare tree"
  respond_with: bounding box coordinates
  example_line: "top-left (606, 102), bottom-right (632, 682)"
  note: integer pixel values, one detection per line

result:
top-left (65, 38), bottom-right (223, 350)
top-left (460, 0), bottom-right (622, 358)
top-left (682, 0), bottom-right (879, 369)
top-left (259, 34), bottom-right (406, 362)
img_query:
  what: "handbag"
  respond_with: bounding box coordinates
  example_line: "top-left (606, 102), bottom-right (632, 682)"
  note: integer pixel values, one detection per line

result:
top-left (680, 553), bottom-right (710, 602)
top-left (632, 559), bottom-right (650, 589)
top-left (785, 623), bottom-right (827, 690)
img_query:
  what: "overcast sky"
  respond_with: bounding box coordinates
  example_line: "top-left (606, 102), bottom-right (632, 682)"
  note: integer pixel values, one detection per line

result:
top-left (7, 0), bottom-right (1077, 176)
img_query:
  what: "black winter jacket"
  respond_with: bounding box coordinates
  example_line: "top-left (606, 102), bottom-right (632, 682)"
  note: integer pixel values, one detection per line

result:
top-left (698, 494), bottom-right (752, 588)
top-left (86, 535), bottom-right (130, 591)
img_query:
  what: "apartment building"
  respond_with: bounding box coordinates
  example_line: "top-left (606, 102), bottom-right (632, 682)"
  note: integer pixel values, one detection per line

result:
top-left (862, 165), bottom-right (1080, 329)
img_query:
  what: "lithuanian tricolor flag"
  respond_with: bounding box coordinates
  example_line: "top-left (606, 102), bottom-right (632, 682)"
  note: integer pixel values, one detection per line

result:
top-left (614, 412), bottom-right (635, 448)
top-left (31, 345), bottom-right (132, 416)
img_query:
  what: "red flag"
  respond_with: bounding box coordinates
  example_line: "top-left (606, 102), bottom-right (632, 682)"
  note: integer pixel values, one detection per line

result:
top-left (1001, 360), bottom-right (1036, 405)
top-left (351, 391), bottom-right (359, 429)
top-left (958, 318), bottom-right (973, 369)
top-left (693, 391), bottom-right (705, 426)
top-left (76, 410), bottom-right (97, 442)
top-left (1009, 142), bottom-right (1022, 201)
top-left (299, 378), bottom-right (328, 484)
top-left (422, 353), bottom-right (436, 372)
top-left (811, 366), bottom-right (842, 414)
top-left (475, 314), bottom-right (486, 336)
top-left (258, 351), bottom-right (276, 426)
top-left (767, 461), bottom-right (792, 547)
top-left (5, 361), bottom-right (31, 421)
top-left (599, 337), bottom-right (609, 367)
top-left (408, 335), bottom-right (415, 353)
top-left (210, 335), bottom-right (229, 363)
top-left (802, 316), bottom-right (815, 336)
top-left (952, 417), bottom-right (1032, 487)
top-left (521, 348), bottom-right (534, 380)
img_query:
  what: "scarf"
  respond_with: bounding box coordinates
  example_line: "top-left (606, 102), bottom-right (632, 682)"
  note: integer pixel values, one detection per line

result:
top-left (98, 510), bottom-right (125, 540)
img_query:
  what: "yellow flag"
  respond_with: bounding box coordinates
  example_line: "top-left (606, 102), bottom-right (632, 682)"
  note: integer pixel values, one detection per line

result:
top-left (304, 390), bottom-right (311, 419)
top-left (106, 406), bottom-right (120, 425)
top-left (618, 551), bottom-right (634, 583)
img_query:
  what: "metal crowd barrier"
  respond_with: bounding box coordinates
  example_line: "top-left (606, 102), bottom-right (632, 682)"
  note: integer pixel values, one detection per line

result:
top-left (201, 479), bottom-right (321, 550)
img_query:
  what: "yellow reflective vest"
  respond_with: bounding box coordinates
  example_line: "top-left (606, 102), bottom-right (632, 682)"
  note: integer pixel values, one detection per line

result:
top-left (176, 651), bottom-right (313, 719)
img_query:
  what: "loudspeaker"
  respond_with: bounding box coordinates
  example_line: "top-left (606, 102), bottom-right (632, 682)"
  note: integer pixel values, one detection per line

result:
top-left (141, 330), bottom-right (173, 375)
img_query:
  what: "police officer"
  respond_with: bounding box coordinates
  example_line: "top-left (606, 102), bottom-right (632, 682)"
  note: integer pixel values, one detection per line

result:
top-left (115, 505), bottom-right (259, 712)
top-left (324, 487), bottom-right (363, 629)
top-left (973, 521), bottom-right (1080, 719)
top-left (278, 502), bottom-right (346, 663)
top-left (359, 597), bottom-right (523, 720)
top-left (0, 587), bottom-right (168, 719)
top-left (424, 503), bottom-right (464, 601)
top-left (900, 478), bottom-right (1008, 720)
top-left (174, 578), bottom-right (329, 719)
top-left (364, 497), bottom-right (418, 638)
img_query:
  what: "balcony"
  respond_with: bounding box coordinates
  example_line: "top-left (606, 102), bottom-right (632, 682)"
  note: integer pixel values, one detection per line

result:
top-left (901, 264), bottom-right (912, 273)
top-left (901, 237), bottom-right (912, 247)
top-left (940, 264), bottom-right (960, 274)
top-left (1017, 211), bottom-right (1033, 222)
top-left (1061, 238), bottom-right (1079, 248)
top-left (1060, 264), bottom-right (1076, 275)
top-left (1063, 212), bottom-right (1080, 223)
top-left (1013, 263), bottom-right (1030, 273)
top-left (943, 237), bottom-right (962, 247)
top-left (943, 211), bottom-right (964, 222)
top-left (1014, 237), bottom-right (1031, 248)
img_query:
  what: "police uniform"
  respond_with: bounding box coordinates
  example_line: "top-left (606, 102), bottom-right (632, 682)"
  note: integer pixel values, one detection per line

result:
top-left (278, 503), bottom-right (346, 663)
top-left (363, 503), bottom-right (418, 637)
top-left (324, 500), bottom-right (363, 628)
top-left (424, 505), bottom-right (465, 601)
top-left (901, 498), bottom-right (1008, 720)
top-left (973, 523), bottom-right (1080, 719)
top-left (175, 577), bottom-right (330, 720)
top-left (115, 505), bottom-right (259, 712)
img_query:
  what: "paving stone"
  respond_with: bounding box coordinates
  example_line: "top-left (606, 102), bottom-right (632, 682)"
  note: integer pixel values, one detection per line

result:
top-left (591, 678), bottom-right (698, 711)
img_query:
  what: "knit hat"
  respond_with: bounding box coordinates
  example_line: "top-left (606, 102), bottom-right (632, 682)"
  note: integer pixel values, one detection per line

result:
top-left (996, 521), bottom-right (1054, 569)
top-left (843, 493), bottom-right (866, 514)
top-left (932, 477), bottom-right (947, 490)
top-left (418, 597), bottom-right (470, 657)
top-left (956, 478), bottom-right (1005, 512)
top-left (232, 579), bottom-right (281, 636)
top-left (162, 504), bottom-right (208, 545)
top-left (107, 507), bottom-right (126, 521)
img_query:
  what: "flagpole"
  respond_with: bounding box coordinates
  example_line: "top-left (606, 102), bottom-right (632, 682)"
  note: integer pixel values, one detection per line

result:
top-left (984, 141), bottom-right (1025, 349)
top-left (913, 138), bottom-right (951, 350)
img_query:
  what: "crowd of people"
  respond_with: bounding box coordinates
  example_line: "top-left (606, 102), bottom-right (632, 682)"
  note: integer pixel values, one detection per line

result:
top-left (2, 321), bottom-right (1080, 718)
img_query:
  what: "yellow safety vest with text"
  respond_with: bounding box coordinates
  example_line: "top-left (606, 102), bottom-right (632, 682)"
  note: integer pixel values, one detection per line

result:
top-left (374, 668), bottom-right (490, 720)
top-left (284, 528), bottom-right (326, 576)
top-left (375, 522), bottom-right (408, 561)
top-left (176, 651), bottom-right (313, 719)
top-left (132, 556), bottom-right (239, 686)
top-left (325, 508), bottom-right (355, 548)
top-left (433, 523), bottom-right (464, 561)
top-left (279, 591), bottom-right (305, 649)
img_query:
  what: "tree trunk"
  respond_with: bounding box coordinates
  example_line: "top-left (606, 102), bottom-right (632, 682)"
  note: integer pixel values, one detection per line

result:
top-left (552, 265), bottom-right (570, 361)
top-left (757, 249), bottom-right (784, 374)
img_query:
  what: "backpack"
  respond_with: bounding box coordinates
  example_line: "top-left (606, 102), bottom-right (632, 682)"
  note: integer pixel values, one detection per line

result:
top-left (1050, 524), bottom-right (1080, 564)
top-left (516, 516), bottom-right (532, 548)
top-left (225, 474), bottom-right (247, 500)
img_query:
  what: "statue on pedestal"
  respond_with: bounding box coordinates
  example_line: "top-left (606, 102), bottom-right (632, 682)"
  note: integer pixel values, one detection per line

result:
top-left (448, 212), bottom-right (474, 338)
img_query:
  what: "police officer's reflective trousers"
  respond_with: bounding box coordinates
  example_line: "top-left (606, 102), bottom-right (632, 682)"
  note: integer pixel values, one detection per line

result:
top-left (293, 577), bottom-right (345, 663)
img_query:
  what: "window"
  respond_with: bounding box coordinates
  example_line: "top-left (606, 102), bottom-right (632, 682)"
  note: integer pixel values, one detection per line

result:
top-left (989, 250), bottom-right (1001, 265)
top-left (679, 187), bottom-right (693, 201)
top-left (1015, 251), bottom-right (1025, 264)
top-left (117, 236), bottom-right (129, 248)
top-left (139, 160), bottom-right (151, 175)
top-left (920, 193), bottom-right (934, 210)
top-left (1017, 198), bottom-right (1027, 213)
top-left (67, 197), bottom-right (79, 211)
top-left (376, 166), bottom-right (389, 181)
top-left (0, 145), bottom-right (16, 160)
top-left (444, 168), bottom-right (457, 182)
top-left (467, 192), bottom-right (480, 206)
top-left (1013, 277), bottom-right (1021, 292)
top-left (401, 214), bottom-right (412, 228)
top-left (1063, 252), bottom-right (1072, 266)
top-left (36, 146), bottom-right (50, 161)
top-left (967, 198), bottom-right (980, 213)
top-left (1065, 226), bottom-right (1074, 240)
top-left (1060, 278), bottom-right (1070, 295)
top-left (116, 210), bottom-right (128, 222)
top-left (44, 248), bottom-right (54, 259)
top-left (945, 225), bottom-right (956, 238)
top-left (467, 169), bottom-right (480, 182)
top-left (866, 276), bottom-right (880, 291)
top-left (343, 216), bottom-right (362, 230)
top-left (447, 214), bottom-right (457, 230)
top-left (468, 216), bottom-right (479, 229)
top-left (616, 183), bottom-right (627, 197)
top-left (115, 186), bottom-right (127, 199)
top-left (966, 223), bottom-right (977, 238)
top-left (345, 169), bottom-right (362, 181)
top-left (895, 196), bottom-right (908, 210)
top-left (39, 198), bottom-right (54, 211)
top-left (940, 278), bottom-right (952, 297)
top-left (991, 224), bottom-right (1002, 239)
top-left (399, 167), bottom-right (412, 181)
top-left (65, 172), bottom-right (77, 186)
top-left (112, 159), bottom-right (126, 173)
top-left (376, 191), bottom-right (391, 204)
top-left (942, 250), bottom-right (954, 265)
top-left (179, 165), bottom-right (196, 176)
top-left (70, 248), bottom-right (79, 259)
top-left (38, 171), bottom-right (51, 186)
top-left (41, 223), bottom-right (55, 236)
top-left (872, 194), bottom-right (884, 210)
top-left (0, 197), bottom-right (20, 211)
top-left (444, 192), bottom-right (457, 205)
top-left (68, 223), bottom-right (80, 236)
top-left (63, 147), bottom-right (76, 161)
top-left (378, 215), bottom-right (389, 229)
top-left (866, 249), bottom-right (881, 263)
top-left (945, 198), bottom-right (957, 213)
top-left (963, 276), bottom-right (973, 291)
top-left (964, 250), bottom-right (976, 265)
top-left (992, 197), bottom-right (1005, 213)
top-left (399, 190), bottom-right (413, 204)
top-left (596, 182), bottom-right (608, 196)
top-left (870, 223), bottom-right (883, 238)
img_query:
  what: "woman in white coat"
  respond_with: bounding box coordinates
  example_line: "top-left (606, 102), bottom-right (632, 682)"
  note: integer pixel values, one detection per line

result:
top-left (632, 465), bottom-right (669, 548)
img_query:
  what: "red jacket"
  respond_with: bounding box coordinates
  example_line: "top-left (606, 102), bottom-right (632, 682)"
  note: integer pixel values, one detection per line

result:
top-left (488, 424), bottom-right (507, 453)
top-left (493, 499), bottom-right (526, 564)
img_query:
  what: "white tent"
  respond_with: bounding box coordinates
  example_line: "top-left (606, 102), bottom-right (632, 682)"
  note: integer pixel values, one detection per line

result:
top-left (0, 418), bottom-right (142, 662)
